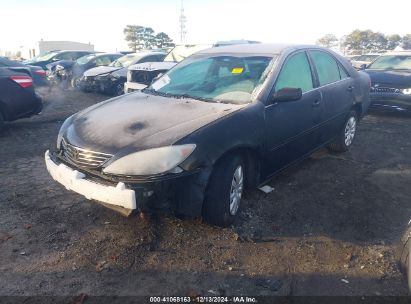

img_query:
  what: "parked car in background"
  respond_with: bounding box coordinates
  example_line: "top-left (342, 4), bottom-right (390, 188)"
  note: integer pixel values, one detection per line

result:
top-left (351, 54), bottom-right (381, 69)
top-left (124, 44), bottom-right (212, 93)
top-left (23, 50), bottom-right (94, 70)
top-left (0, 57), bottom-right (48, 87)
top-left (363, 52), bottom-right (411, 112)
top-left (45, 44), bottom-right (370, 226)
top-left (81, 51), bottom-right (166, 96)
top-left (50, 53), bottom-right (122, 90)
top-left (0, 67), bottom-right (42, 129)
top-left (346, 55), bottom-right (361, 62)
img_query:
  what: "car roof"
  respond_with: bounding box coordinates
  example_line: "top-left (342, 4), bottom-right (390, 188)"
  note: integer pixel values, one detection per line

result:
top-left (138, 51), bottom-right (167, 56)
top-left (384, 51), bottom-right (411, 56)
top-left (197, 43), bottom-right (325, 55)
top-left (95, 53), bottom-right (122, 57)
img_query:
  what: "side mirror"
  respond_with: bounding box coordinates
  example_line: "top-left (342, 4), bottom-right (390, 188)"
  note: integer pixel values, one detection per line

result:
top-left (360, 64), bottom-right (367, 70)
top-left (272, 87), bottom-right (302, 103)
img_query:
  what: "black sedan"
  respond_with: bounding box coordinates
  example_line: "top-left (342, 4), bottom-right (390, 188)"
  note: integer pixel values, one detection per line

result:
top-left (363, 52), bottom-right (411, 112)
top-left (69, 53), bottom-right (122, 90)
top-left (0, 57), bottom-right (48, 87)
top-left (0, 67), bottom-right (42, 129)
top-left (23, 50), bottom-right (94, 70)
top-left (45, 44), bottom-right (370, 226)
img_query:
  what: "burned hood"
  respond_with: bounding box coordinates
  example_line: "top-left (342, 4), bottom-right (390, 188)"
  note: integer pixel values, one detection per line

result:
top-left (84, 66), bottom-right (121, 77)
top-left (128, 61), bottom-right (177, 72)
top-left (365, 69), bottom-right (411, 88)
top-left (63, 91), bottom-right (245, 155)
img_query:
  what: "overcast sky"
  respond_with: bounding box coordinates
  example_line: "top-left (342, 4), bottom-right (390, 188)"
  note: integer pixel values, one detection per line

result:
top-left (0, 0), bottom-right (410, 53)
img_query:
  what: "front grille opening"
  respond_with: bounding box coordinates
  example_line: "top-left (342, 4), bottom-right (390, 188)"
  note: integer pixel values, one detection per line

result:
top-left (61, 139), bottom-right (112, 169)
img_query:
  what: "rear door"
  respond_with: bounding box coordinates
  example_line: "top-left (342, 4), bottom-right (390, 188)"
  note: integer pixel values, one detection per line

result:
top-left (263, 50), bottom-right (323, 178)
top-left (308, 50), bottom-right (354, 143)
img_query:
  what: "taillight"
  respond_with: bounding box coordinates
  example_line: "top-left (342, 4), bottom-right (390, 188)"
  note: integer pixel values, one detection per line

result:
top-left (34, 70), bottom-right (47, 77)
top-left (10, 76), bottom-right (33, 88)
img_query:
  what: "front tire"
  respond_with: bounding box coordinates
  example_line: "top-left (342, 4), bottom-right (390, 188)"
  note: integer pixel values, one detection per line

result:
top-left (202, 154), bottom-right (244, 227)
top-left (397, 223), bottom-right (411, 293)
top-left (328, 111), bottom-right (358, 152)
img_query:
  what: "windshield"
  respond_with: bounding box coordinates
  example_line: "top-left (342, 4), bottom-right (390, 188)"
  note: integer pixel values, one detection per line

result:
top-left (146, 54), bottom-right (275, 105)
top-left (110, 53), bottom-right (141, 68)
top-left (368, 55), bottom-right (411, 70)
top-left (26, 51), bottom-right (59, 63)
top-left (76, 54), bottom-right (95, 65)
top-left (357, 54), bottom-right (379, 62)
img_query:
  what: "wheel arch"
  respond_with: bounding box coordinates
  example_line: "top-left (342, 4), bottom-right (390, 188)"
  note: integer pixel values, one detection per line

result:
top-left (212, 145), bottom-right (262, 189)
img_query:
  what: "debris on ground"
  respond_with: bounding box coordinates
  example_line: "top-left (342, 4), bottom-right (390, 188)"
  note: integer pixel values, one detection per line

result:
top-left (259, 185), bottom-right (275, 193)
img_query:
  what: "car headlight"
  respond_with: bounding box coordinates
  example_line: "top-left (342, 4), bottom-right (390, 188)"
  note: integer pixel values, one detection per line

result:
top-left (401, 88), bottom-right (411, 95)
top-left (103, 144), bottom-right (196, 176)
top-left (111, 73), bottom-right (121, 79)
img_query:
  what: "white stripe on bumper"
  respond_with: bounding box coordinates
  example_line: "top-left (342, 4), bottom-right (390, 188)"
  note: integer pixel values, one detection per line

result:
top-left (44, 150), bottom-right (136, 210)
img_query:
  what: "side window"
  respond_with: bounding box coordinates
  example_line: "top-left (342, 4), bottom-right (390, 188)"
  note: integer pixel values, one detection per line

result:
top-left (73, 52), bottom-right (86, 60)
top-left (338, 64), bottom-right (349, 79)
top-left (156, 55), bottom-right (166, 61)
top-left (57, 52), bottom-right (74, 60)
top-left (275, 52), bottom-right (313, 93)
top-left (95, 56), bottom-right (111, 66)
top-left (138, 55), bottom-right (157, 63)
top-left (310, 50), bottom-right (341, 86)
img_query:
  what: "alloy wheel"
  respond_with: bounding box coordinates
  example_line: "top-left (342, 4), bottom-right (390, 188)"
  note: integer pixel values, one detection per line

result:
top-left (229, 165), bottom-right (244, 215)
top-left (344, 116), bottom-right (356, 146)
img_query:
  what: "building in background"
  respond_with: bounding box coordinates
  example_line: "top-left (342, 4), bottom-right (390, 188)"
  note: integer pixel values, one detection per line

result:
top-left (12, 40), bottom-right (95, 60)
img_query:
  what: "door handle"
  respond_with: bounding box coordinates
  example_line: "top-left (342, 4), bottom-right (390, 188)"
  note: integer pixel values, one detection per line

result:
top-left (312, 99), bottom-right (322, 107)
top-left (347, 86), bottom-right (354, 92)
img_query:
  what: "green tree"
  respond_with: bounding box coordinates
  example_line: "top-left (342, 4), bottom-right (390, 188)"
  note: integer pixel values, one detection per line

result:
top-left (316, 34), bottom-right (338, 48)
top-left (386, 34), bottom-right (402, 50)
top-left (402, 34), bottom-right (411, 49)
top-left (124, 25), bottom-right (174, 51)
top-left (140, 27), bottom-right (156, 49)
top-left (123, 25), bottom-right (145, 51)
top-left (368, 32), bottom-right (387, 51)
top-left (155, 32), bottom-right (175, 49)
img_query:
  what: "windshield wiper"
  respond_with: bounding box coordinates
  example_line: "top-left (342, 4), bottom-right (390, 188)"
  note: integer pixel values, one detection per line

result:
top-left (177, 93), bottom-right (218, 103)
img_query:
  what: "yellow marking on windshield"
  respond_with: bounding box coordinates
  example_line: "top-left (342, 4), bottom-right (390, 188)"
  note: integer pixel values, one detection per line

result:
top-left (232, 67), bottom-right (244, 74)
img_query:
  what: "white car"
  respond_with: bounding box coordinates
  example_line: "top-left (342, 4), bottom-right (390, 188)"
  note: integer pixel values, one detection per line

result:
top-left (124, 44), bottom-right (212, 93)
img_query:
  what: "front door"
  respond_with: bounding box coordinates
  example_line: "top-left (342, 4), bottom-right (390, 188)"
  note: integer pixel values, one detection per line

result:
top-left (262, 51), bottom-right (323, 179)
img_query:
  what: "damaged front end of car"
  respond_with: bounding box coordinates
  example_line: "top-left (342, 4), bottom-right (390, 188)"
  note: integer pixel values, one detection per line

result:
top-left (45, 141), bottom-right (212, 217)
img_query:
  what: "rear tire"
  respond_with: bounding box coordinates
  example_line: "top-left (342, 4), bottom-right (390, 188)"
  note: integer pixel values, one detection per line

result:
top-left (202, 154), bottom-right (244, 227)
top-left (328, 110), bottom-right (358, 152)
top-left (397, 223), bottom-right (411, 293)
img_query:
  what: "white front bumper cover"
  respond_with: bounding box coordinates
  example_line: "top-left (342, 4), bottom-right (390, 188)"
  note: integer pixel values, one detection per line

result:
top-left (124, 81), bottom-right (147, 93)
top-left (44, 150), bottom-right (136, 210)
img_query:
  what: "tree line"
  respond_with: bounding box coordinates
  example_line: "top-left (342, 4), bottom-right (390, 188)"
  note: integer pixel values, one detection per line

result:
top-left (124, 25), bottom-right (175, 51)
top-left (316, 30), bottom-right (411, 53)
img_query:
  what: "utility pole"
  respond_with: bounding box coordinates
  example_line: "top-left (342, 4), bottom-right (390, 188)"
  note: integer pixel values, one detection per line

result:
top-left (179, 0), bottom-right (187, 43)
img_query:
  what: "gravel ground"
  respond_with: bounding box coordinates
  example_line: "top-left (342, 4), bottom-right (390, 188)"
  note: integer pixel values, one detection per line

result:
top-left (0, 88), bottom-right (411, 298)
